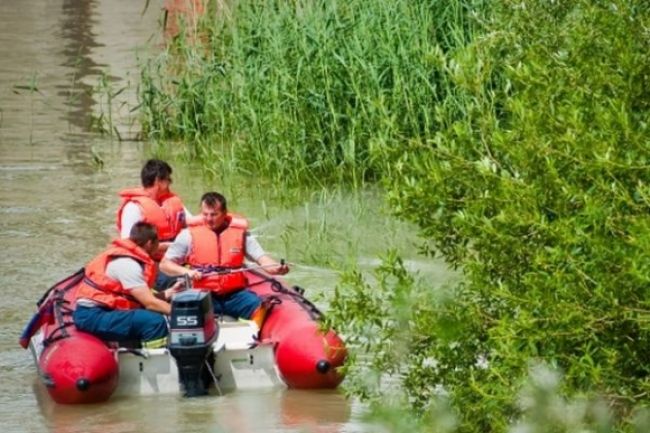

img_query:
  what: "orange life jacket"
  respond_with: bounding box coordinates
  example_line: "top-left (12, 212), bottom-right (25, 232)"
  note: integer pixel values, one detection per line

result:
top-left (75, 239), bottom-right (156, 310)
top-left (116, 187), bottom-right (186, 242)
top-left (188, 214), bottom-right (248, 295)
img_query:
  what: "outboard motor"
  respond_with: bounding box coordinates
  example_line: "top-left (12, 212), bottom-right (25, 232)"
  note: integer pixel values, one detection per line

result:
top-left (169, 290), bottom-right (218, 397)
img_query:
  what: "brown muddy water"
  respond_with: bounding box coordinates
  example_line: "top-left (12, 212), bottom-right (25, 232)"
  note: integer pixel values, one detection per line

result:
top-left (0, 1), bottom-right (452, 432)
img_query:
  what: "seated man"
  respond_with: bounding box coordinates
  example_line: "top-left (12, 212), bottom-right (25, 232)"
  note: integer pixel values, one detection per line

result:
top-left (73, 222), bottom-right (180, 347)
top-left (117, 158), bottom-right (201, 289)
top-left (160, 192), bottom-right (289, 327)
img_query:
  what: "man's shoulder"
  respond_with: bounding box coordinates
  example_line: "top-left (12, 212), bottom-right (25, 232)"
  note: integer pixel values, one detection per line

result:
top-left (108, 256), bottom-right (142, 268)
top-left (122, 201), bottom-right (141, 212)
top-left (176, 227), bottom-right (191, 238)
top-left (170, 228), bottom-right (192, 247)
top-left (106, 257), bottom-right (143, 277)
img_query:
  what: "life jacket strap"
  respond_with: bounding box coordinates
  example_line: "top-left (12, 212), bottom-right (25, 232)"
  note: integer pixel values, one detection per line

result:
top-left (82, 276), bottom-right (140, 305)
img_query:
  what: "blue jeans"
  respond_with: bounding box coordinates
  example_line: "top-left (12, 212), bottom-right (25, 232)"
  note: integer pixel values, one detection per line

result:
top-left (212, 289), bottom-right (261, 319)
top-left (155, 271), bottom-right (178, 290)
top-left (73, 306), bottom-right (168, 342)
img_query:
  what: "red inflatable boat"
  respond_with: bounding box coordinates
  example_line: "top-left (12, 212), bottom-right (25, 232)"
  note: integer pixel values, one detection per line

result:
top-left (20, 269), bottom-right (119, 404)
top-left (21, 268), bottom-right (346, 404)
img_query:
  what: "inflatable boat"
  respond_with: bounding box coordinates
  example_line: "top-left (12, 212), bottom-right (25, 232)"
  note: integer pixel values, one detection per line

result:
top-left (20, 268), bottom-right (346, 404)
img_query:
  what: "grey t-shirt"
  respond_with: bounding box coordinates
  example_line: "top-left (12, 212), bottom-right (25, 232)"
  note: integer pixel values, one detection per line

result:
top-left (164, 228), bottom-right (266, 263)
top-left (76, 257), bottom-right (146, 307)
top-left (106, 257), bottom-right (147, 288)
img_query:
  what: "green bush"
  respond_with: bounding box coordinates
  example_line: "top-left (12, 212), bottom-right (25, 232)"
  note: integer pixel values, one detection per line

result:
top-left (359, 0), bottom-right (650, 431)
top-left (328, 254), bottom-right (650, 433)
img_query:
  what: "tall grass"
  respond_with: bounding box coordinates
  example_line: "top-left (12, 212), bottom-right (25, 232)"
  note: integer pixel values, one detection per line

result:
top-left (139, 0), bottom-right (484, 186)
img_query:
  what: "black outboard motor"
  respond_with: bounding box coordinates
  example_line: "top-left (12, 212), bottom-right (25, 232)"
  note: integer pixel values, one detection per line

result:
top-left (169, 290), bottom-right (218, 397)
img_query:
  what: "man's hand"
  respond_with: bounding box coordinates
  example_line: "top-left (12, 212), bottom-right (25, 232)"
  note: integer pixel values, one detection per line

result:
top-left (163, 280), bottom-right (187, 301)
top-left (184, 269), bottom-right (202, 280)
top-left (257, 256), bottom-right (290, 275)
top-left (267, 262), bottom-right (290, 275)
top-left (160, 258), bottom-right (202, 280)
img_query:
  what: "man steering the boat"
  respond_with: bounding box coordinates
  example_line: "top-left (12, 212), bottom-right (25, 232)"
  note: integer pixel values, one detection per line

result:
top-left (73, 222), bottom-right (181, 347)
top-left (159, 191), bottom-right (289, 327)
top-left (116, 159), bottom-right (201, 289)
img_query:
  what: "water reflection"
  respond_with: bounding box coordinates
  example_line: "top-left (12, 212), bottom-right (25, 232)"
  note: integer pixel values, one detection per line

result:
top-left (34, 384), bottom-right (352, 433)
top-left (280, 390), bottom-right (352, 433)
top-left (57, 0), bottom-right (105, 129)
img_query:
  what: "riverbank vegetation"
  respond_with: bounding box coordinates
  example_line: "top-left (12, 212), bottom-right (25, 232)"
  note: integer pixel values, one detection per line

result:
top-left (139, 0), bottom-right (650, 431)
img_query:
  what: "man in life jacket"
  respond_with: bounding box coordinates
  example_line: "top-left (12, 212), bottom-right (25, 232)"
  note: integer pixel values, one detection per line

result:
top-left (159, 192), bottom-right (289, 327)
top-left (73, 222), bottom-right (181, 347)
top-left (116, 159), bottom-right (199, 289)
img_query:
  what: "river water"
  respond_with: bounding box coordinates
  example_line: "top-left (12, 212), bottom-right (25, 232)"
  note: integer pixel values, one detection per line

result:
top-left (0, 1), bottom-right (452, 432)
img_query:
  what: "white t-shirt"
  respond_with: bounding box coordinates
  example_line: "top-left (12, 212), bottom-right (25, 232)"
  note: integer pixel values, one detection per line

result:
top-left (164, 228), bottom-right (266, 263)
top-left (120, 202), bottom-right (193, 239)
top-left (76, 257), bottom-right (146, 307)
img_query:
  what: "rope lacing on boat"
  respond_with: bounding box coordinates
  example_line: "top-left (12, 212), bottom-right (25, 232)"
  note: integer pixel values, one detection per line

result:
top-left (40, 269), bottom-right (84, 347)
top-left (248, 271), bottom-right (323, 321)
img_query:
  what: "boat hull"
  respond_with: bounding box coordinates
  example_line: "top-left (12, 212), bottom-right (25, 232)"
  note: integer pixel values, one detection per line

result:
top-left (36, 329), bottom-right (119, 404)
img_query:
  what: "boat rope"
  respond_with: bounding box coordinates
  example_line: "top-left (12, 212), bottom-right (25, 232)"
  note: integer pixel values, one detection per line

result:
top-left (37, 268), bottom-right (84, 307)
top-left (43, 294), bottom-right (74, 347)
top-left (204, 359), bottom-right (223, 396)
top-left (247, 270), bottom-right (323, 321)
top-left (193, 265), bottom-right (228, 274)
top-left (40, 270), bottom-right (84, 347)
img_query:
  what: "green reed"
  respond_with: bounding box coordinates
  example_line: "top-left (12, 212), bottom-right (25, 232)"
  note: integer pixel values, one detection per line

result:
top-left (139, 0), bottom-right (482, 186)
top-left (90, 71), bottom-right (132, 140)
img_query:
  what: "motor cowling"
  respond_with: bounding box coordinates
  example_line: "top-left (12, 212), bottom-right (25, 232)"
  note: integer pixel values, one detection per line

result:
top-left (169, 290), bottom-right (218, 397)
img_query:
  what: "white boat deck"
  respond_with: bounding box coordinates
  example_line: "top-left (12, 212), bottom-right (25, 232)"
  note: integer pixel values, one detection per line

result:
top-left (114, 318), bottom-right (285, 397)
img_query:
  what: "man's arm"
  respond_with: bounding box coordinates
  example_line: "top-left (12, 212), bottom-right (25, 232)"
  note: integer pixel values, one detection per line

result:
top-left (245, 234), bottom-right (289, 275)
top-left (159, 229), bottom-right (202, 279)
top-left (130, 286), bottom-right (172, 315)
top-left (159, 258), bottom-right (201, 279)
top-left (107, 257), bottom-right (174, 314)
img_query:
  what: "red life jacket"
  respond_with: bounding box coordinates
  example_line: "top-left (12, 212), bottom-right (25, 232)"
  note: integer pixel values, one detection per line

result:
top-left (75, 239), bottom-right (156, 310)
top-left (116, 187), bottom-right (185, 242)
top-left (188, 214), bottom-right (248, 295)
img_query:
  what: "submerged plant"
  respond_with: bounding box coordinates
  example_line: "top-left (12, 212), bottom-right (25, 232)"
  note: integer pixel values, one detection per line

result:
top-left (90, 71), bottom-right (129, 140)
top-left (13, 72), bottom-right (41, 144)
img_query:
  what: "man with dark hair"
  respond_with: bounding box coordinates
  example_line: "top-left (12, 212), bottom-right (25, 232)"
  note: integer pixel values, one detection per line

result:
top-left (73, 222), bottom-right (180, 346)
top-left (117, 159), bottom-right (186, 256)
top-left (116, 159), bottom-right (201, 288)
top-left (160, 192), bottom-right (289, 327)
top-left (140, 158), bottom-right (173, 188)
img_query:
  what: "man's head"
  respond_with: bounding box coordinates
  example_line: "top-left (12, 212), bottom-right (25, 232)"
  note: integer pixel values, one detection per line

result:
top-left (129, 221), bottom-right (159, 257)
top-left (141, 159), bottom-right (173, 194)
top-left (200, 192), bottom-right (228, 230)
